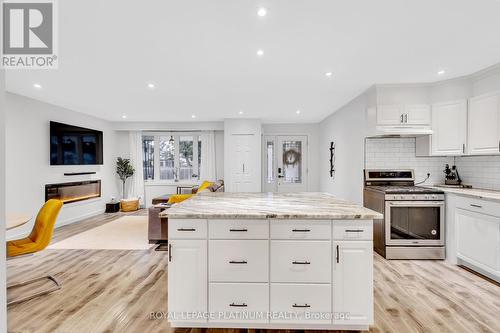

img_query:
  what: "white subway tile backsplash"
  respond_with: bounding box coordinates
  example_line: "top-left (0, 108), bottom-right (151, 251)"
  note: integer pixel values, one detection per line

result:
top-left (365, 138), bottom-right (500, 190)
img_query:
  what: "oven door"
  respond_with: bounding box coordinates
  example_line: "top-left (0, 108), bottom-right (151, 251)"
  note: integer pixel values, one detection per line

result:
top-left (385, 201), bottom-right (444, 246)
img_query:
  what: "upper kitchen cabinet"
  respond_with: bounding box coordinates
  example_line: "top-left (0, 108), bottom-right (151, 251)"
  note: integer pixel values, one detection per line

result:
top-left (468, 91), bottom-right (500, 155)
top-left (376, 104), bottom-right (431, 126)
top-left (431, 100), bottom-right (468, 156)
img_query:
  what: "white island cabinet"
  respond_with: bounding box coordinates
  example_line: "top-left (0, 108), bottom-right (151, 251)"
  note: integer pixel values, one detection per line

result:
top-left (163, 192), bottom-right (382, 331)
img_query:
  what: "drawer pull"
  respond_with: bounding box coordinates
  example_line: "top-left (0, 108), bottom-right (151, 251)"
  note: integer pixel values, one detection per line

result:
top-left (292, 229), bottom-right (311, 232)
top-left (229, 228), bottom-right (248, 232)
top-left (229, 303), bottom-right (248, 307)
top-left (177, 228), bottom-right (196, 232)
top-left (470, 204), bottom-right (482, 208)
top-left (345, 229), bottom-right (364, 233)
top-left (292, 260), bottom-right (311, 265)
top-left (292, 303), bottom-right (311, 308)
top-left (229, 260), bottom-right (248, 264)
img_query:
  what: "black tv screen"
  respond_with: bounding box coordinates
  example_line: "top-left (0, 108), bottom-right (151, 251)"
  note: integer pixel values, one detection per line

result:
top-left (50, 121), bottom-right (103, 165)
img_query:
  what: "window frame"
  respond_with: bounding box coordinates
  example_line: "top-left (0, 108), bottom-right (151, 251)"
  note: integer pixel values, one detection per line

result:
top-left (142, 131), bottom-right (201, 184)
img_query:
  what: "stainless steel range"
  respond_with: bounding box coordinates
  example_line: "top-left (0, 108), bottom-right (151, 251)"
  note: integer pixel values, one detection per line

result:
top-left (363, 169), bottom-right (445, 260)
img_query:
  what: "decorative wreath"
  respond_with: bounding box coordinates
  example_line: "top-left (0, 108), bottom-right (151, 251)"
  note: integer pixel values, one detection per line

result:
top-left (283, 149), bottom-right (301, 166)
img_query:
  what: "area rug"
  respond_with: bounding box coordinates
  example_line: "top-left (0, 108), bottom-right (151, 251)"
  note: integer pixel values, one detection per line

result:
top-left (48, 216), bottom-right (152, 250)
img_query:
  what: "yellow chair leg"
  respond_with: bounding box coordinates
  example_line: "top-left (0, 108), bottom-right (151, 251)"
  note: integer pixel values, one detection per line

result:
top-left (7, 275), bottom-right (61, 306)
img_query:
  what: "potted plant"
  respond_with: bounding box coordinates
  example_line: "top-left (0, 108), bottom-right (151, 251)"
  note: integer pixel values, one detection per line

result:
top-left (116, 157), bottom-right (135, 199)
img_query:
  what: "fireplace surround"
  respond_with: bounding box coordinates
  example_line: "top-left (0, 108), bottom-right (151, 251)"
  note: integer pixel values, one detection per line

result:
top-left (45, 180), bottom-right (101, 204)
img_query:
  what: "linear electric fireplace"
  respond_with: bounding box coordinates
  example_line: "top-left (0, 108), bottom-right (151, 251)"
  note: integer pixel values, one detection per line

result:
top-left (45, 180), bottom-right (101, 204)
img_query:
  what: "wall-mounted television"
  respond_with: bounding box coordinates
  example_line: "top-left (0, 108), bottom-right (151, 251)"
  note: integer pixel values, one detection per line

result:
top-left (50, 121), bottom-right (103, 165)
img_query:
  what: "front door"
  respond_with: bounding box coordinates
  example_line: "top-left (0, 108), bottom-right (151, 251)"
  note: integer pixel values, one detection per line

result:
top-left (263, 135), bottom-right (308, 192)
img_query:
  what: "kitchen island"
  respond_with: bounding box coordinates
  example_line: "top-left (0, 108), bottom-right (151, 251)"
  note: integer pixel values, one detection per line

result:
top-left (162, 192), bottom-right (383, 331)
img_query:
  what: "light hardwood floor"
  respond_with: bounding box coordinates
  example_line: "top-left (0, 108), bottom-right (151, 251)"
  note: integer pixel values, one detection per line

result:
top-left (7, 211), bottom-right (500, 333)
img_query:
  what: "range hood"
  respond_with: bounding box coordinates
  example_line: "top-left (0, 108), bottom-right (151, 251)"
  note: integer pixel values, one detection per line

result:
top-left (375, 126), bottom-right (433, 137)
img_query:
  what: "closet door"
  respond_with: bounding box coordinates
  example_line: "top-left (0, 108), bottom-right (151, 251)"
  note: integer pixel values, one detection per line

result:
top-left (230, 134), bottom-right (259, 192)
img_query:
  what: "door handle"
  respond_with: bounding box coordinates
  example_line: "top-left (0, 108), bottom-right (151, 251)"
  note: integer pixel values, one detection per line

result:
top-left (336, 245), bottom-right (340, 263)
top-left (229, 260), bottom-right (248, 264)
top-left (292, 260), bottom-right (311, 265)
top-left (229, 303), bottom-right (248, 307)
top-left (177, 228), bottom-right (196, 232)
top-left (292, 303), bottom-right (311, 308)
top-left (168, 243), bottom-right (172, 262)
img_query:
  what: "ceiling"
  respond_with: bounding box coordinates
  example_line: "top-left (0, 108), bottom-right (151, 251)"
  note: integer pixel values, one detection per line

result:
top-left (6, 0), bottom-right (500, 123)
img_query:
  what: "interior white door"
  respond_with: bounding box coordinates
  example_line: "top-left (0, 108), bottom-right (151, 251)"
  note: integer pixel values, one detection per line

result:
top-left (333, 241), bottom-right (373, 326)
top-left (264, 135), bottom-right (308, 192)
top-left (168, 240), bottom-right (207, 322)
top-left (230, 134), bottom-right (258, 192)
top-left (468, 91), bottom-right (500, 155)
top-left (431, 100), bottom-right (467, 155)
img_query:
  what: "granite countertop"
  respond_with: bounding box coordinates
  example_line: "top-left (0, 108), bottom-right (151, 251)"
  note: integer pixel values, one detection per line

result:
top-left (161, 192), bottom-right (383, 220)
top-left (430, 186), bottom-right (500, 203)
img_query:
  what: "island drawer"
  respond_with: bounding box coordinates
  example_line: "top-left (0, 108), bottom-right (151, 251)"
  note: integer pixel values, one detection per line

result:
top-left (209, 283), bottom-right (268, 323)
top-left (209, 219), bottom-right (269, 239)
top-left (271, 220), bottom-right (331, 240)
top-left (270, 283), bottom-right (331, 324)
top-left (209, 240), bottom-right (268, 282)
top-left (270, 241), bottom-right (331, 283)
top-left (169, 219), bottom-right (207, 239)
top-left (333, 220), bottom-right (372, 240)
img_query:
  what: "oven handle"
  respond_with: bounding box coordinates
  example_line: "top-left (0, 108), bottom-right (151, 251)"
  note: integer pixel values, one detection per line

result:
top-left (387, 201), bottom-right (444, 207)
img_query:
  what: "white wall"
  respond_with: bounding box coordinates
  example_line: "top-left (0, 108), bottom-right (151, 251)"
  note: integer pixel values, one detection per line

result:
top-left (262, 123), bottom-right (320, 191)
top-left (0, 70), bottom-right (7, 332)
top-left (5, 93), bottom-right (121, 239)
top-left (319, 91), bottom-right (373, 204)
top-left (365, 138), bottom-right (453, 185)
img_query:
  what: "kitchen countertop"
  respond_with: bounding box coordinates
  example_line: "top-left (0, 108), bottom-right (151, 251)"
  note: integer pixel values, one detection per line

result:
top-left (161, 192), bottom-right (383, 220)
top-left (430, 186), bottom-right (500, 203)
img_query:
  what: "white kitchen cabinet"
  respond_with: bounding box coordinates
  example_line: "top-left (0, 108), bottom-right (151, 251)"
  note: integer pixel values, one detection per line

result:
top-left (468, 91), bottom-right (500, 155)
top-left (376, 104), bottom-right (431, 126)
top-left (405, 104), bottom-right (431, 125)
top-left (376, 105), bottom-right (404, 125)
top-left (431, 100), bottom-right (468, 155)
top-left (168, 239), bottom-right (208, 322)
top-left (333, 241), bottom-right (373, 326)
top-left (455, 208), bottom-right (500, 280)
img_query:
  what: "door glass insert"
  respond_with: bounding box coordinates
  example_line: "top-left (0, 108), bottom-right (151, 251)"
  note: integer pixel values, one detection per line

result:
top-left (266, 141), bottom-right (274, 184)
top-left (179, 136), bottom-right (194, 180)
top-left (159, 136), bottom-right (175, 180)
top-left (390, 207), bottom-right (440, 240)
top-left (282, 141), bottom-right (302, 183)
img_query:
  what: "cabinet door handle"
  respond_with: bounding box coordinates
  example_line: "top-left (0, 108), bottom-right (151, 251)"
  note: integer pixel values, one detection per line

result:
top-left (400, 114), bottom-right (404, 123)
top-left (292, 260), bottom-right (311, 265)
top-left (292, 303), bottom-right (311, 308)
top-left (177, 228), bottom-right (196, 232)
top-left (242, 163), bottom-right (245, 173)
top-left (229, 228), bottom-right (248, 232)
top-left (336, 245), bottom-right (340, 263)
top-left (168, 243), bottom-right (172, 262)
top-left (404, 114), bottom-right (408, 123)
top-left (462, 143), bottom-right (465, 154)
top-left (470, 204), bottom-right (482, 208)
top-left (345, 229), bottom-right (364, 233)
top-left (229, 303), bottom-right (248, 307)
top-left (229, 260), bottom-right (248, 264)
top-left (498, 140), bottom-right (500, 152)
top-left (292, 229), bottom-right (311, 232)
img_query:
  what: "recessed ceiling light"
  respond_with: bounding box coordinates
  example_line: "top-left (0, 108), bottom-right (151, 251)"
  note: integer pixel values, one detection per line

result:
top-left (239, 111), bottom-right (244, 115)
top-left (257, 7), bottom-right (267, 17)
top-left (325, 72), bottom-right (333, 77)
top-left (147, 83), bottom-right (155, 89)
top-left (122, 115), bottom-right (128, 119)
top-left (257, 49), bottom-right (264, 57)
top-left (33, 83), bottom-right (42, 89)
top-left (296, 109), bottom-right (301, 114)
top-left (191, 114), bottom-right (196, 119)
top-left (437, 70), bottom-right (446, 75)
